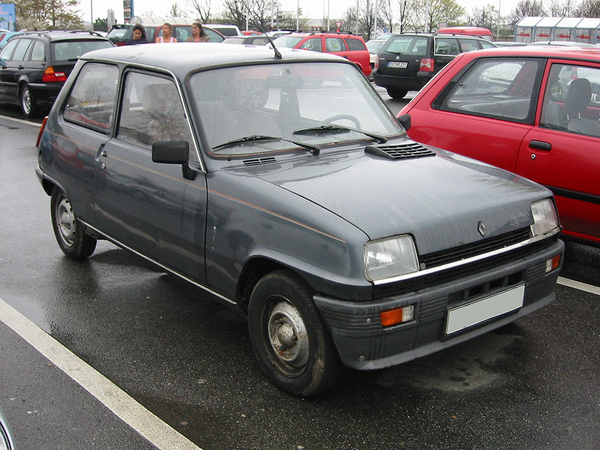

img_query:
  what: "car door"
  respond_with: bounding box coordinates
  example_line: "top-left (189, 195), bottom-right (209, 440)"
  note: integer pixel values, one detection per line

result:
top-left (410, 57), bottom-right (545, 172)
top-left (517, 61), bottom-right (600, 243)
top-left (0, 38), bottom-right (31, 100)
top-left (99, 69), bottom-right (208, 281)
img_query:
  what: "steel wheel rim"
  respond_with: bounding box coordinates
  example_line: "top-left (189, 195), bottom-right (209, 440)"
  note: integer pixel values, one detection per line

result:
top-left (21, 88), bottom-right (31, 115)
top-left (56, 196), bottom-right (76, 247)
top-left (267, 300), bottom-right (309, 369)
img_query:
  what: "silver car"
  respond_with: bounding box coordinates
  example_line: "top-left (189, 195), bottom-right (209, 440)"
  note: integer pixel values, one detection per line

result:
top-left (36, 43), bottom-right (564, 396)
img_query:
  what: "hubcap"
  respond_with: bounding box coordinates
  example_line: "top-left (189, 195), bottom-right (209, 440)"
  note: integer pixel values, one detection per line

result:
top-left (267, 301), bottom-right (309, 368)
top-left (22, 88), bottom-right (31, 115)
top-left (56, 197), bottom-right (76, 246)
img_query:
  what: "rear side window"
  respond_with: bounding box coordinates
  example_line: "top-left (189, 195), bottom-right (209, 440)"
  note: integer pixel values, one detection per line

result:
top-left (30, 40), bottom-right (45, 62)
top-left (325, 37), bottom-right (344, 52)
top-left (346, 38), bottom-right (366, 51)
top-left (64, 62), bottom-right (119, 133)
top-left (441, 58), bottom-right (544, 122)
top-left (384, 36), bottom-right (428, 56)
top-left (435, 38), bottom-right (460, 55)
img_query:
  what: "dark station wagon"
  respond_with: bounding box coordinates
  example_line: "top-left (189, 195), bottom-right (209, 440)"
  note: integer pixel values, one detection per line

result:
top-left (36, 43), bottom-right (564, 396)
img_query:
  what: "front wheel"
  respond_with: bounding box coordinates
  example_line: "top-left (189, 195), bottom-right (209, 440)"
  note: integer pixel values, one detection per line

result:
top-left (50, 190), bottom-right (97, 260)
top-left (248, 270), bottom-right (341, 397)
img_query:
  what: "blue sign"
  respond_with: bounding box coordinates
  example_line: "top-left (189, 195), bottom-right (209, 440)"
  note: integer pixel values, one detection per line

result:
top-left (0, 4), bottom-right (16, 31)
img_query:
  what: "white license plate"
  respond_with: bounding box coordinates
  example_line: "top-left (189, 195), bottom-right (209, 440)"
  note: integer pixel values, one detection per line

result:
top-left (445, 284), bottom-right (525, 335)
top-left (388, 61), bottom-right (408, 69)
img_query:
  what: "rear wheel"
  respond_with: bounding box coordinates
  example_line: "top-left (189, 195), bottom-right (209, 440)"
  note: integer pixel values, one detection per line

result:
top-left (50, 189), bottom-right (97, 260)
top-left (248, 270), bottom-right (341, 397)
top-left (386, 88), bottom-right (408, 100)
top-left (20, 84), bottom-right (39, 118)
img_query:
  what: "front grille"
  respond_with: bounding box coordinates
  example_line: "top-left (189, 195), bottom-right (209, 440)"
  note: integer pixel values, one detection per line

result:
top-left (372, 235), bottom-right (558, 299)
top-left (365, 142), bottom-right (436, 160)
top-left (421, 228), bottom-right (531, 269)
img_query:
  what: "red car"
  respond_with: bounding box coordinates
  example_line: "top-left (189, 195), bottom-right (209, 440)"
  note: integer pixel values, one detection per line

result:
top-left (399, 46), bottom-right (600, 247)
top-left (274, 32), bottom-right (372, 77)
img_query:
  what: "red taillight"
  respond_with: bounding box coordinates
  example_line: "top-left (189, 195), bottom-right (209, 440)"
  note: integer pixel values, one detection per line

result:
top-left (419, 58), bottom-right (434, 72)
top-left (36, 116), bottom-right (48, 147)
top-left (375, 56), bottom-right (380, 69)
top-left (42, 66), bottom-right (67, 82)
top-left (116, 42), bottom-right (126, 46)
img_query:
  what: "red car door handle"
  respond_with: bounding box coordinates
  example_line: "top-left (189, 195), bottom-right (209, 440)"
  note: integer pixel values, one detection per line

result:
top-left (529, 140), bottom-right (552, 151)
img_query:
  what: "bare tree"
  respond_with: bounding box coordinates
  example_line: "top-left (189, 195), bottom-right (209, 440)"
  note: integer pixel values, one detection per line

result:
top-left (508, 0), bottom-right (546, 27)
top-left (547, 0), bottom-right (576, 16)
top-left (170, 3), bottom-right (186, 17)
top-left (574, 0), bottom-right (600, 16)
top-left (468, 4), bottom-right (498, 30)
top-left (222, 0), bottom-right (247, 30)
top-left (188, 0), bottom-right (213, 22)
top-left (395, 0), bottom-right (414, 33)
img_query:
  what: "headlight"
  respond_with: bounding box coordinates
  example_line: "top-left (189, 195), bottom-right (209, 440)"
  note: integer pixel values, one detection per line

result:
top-left (364, 235), bottom-right (419, 282)
top-left (530, 198), bottom-right (559, 237)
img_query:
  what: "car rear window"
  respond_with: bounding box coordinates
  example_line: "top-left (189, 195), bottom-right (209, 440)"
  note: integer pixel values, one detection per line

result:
top-left (52, 40), bottom-right (113, 61)
top-left (384, 36), bottom-right (428, 56)
top-left (346, 38), bottom-right (366, 51)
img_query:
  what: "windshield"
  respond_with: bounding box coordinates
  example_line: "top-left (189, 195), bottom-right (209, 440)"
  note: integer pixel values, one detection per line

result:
top-left (189, 62), bottom-right (403, 158)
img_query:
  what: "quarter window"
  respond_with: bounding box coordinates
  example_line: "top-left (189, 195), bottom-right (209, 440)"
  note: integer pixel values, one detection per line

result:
top-left (441, 58), bottom-right (543, 122)
top-left (30, 40), bottom-right (45, 62)
top-left (64, 63), bottom-right (119, 133)
top-left (346, 38), bottom-right (366, 51)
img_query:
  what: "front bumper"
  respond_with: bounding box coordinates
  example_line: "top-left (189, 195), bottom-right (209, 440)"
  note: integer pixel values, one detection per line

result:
top-left (314, 238), bottom-right (564, 370)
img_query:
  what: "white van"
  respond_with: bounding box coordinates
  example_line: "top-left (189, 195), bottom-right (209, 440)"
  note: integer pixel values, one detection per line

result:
top-left (203, 24), bottom-right (241, 36)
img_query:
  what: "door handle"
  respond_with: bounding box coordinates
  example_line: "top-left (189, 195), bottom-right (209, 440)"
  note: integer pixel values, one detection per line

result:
top-left (529, 140), bottom-right (551, 151)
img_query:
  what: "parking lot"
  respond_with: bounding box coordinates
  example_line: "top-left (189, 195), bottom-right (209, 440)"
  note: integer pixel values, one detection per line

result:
top-left (1, 91), bottom-right (600, 449)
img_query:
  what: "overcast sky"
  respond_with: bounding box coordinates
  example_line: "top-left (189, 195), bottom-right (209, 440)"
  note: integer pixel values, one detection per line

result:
top-left (80, 0), bottom-right (520, 28)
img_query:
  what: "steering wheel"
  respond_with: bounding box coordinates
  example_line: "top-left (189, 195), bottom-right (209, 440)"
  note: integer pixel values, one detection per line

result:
top-left (323, 114), bottom-right (361, 129)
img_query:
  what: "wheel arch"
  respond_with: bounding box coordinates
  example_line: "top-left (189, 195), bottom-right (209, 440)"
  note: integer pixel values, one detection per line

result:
top-left (236, 257), bottom-right (290, 314)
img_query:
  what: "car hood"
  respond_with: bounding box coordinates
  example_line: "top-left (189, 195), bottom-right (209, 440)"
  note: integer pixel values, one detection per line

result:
top-left (252, 145), bottom-right (548, 255)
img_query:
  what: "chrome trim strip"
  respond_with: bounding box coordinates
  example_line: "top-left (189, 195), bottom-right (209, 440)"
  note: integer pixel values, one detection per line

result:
top-left (372, 227), bottom-right (561, 286)
top-left (82, 222), bottom-right (237, 306)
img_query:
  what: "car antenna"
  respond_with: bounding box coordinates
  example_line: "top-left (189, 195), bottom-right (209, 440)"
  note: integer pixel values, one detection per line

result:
top-left (261, 27), bottom-right (282, 59)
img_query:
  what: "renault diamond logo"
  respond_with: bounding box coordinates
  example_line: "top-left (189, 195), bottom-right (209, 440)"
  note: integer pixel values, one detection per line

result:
top-left (477, 221), bottom-right (486, 236)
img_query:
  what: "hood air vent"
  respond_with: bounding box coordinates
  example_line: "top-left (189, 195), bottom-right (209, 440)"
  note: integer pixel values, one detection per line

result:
top-left (365, 142), bottom-right (436, 160)
top-left (243, 157), bottom-right (277, 166)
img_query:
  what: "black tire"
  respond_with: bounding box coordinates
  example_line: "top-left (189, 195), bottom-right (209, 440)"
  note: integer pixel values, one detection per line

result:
top-left (248, 270), bottom-right (341, 397)
top-left (50, 189), bottom-right (97, 260)
top-left (20, 84), bottom-right (39, 118)
top-left (386, 88), bottom-right (408, 100)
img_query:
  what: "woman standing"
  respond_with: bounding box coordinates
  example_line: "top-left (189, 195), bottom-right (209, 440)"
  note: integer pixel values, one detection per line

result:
top-left (156, 23), bottom-right (177, 43)
top-left (186, 22), bottom-right (210, 42)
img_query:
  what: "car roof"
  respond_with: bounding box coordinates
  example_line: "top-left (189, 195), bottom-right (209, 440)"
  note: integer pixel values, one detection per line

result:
top-left (285, 32), bottom-right (364, 39)
top-left (455, 45), bottom-right (600, 61)
top-left (79, 43), bottom-right (354, 77)
top-left (12, 30), bottom-right (109, 42)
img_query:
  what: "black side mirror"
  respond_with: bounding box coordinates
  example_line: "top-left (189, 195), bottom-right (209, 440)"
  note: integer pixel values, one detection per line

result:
top-left (152, 141), bottom-right (197, 180)
top-left (397, 114), bottom-right (411, 132)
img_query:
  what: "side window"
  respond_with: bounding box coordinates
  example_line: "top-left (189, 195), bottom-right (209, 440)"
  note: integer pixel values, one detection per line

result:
top-left (458, 39), bottom-right (480, 52)
top-left (541, 63), bottom-right (600, 137)
top-left (480, 40), bottom-right (497, 49)
top-left (117, 72), bottom-right (197, 162)
top-left (11, 39), bottom-right (32, 62)
top-left (345, 38), bottom-right (366, 51)
top-left (0, 40), bottom-right (19, 61)
top-left (30, 41), bottom-right (45, 62)
top-left (441, 58), bottom-right (543, 122)
top-left (325, 38), bottom-right (344, 52)
top-left (64, 63), bottom-right (119, 133)
top-left (299, 38), bottom-right (322, 52)
top-left (435, 38), bottom-right (460, 56)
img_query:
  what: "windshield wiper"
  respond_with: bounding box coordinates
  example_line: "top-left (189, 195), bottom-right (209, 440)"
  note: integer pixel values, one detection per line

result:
top-left (293, 125), bottom-right (387, 144)
top-left (212, 135), bottom-right (321, 156)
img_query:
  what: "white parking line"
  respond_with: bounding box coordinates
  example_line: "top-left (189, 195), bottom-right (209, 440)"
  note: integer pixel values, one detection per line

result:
top-left (557, 276), bottom-right (600, 296)
top-left (0, 297), bottom-right (201, 450)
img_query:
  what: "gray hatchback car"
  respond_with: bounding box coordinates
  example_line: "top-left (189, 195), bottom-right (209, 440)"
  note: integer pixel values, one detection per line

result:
top-left (36, 43), bottom-right (563, 396)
